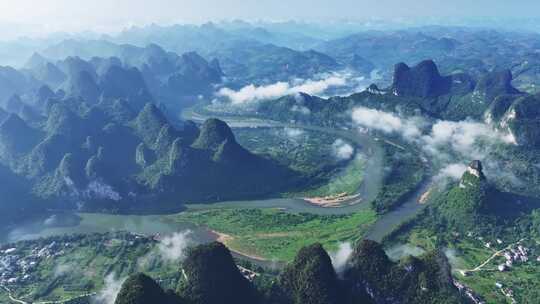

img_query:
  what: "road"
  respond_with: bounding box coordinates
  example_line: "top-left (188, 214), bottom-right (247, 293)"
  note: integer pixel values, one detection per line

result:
top-left (458, 239), bottom-right (525, 274)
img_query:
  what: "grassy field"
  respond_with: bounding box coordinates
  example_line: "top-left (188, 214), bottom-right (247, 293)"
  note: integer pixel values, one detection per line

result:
top-left (171, 207), bottom-right (377, 261)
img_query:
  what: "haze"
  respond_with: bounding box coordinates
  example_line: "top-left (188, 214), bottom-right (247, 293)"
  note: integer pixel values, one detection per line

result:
top-left (1, 0), bottom-right (540, 39)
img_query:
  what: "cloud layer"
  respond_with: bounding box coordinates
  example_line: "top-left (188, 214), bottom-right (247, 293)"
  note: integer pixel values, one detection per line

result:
top-left (92, 273), bottom-right (126, 304)
top-left (157, 231), bottom-right (193, 262)
top-left (332, 139), bottom-right (355, 160)
top-left (351, 107), bottom-right (423, 138)
top-left (351, 106), bottom-right (516, 180)
top-left (217, 73), bottom-right (348, 104)
top-left (435, 163), bottom-right (469, 180)
top-left (330, 242), bottom-right (353, 275)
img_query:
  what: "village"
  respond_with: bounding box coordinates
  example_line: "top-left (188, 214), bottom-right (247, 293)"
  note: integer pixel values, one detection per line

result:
top-left (0, 231), bottom-right (261, 303)
top-left (455, 234), bottom-right (540, 304)
top-left (0, 241), bottom-right (70, 287)
top-left (0, 232), bottom-right (154, 291)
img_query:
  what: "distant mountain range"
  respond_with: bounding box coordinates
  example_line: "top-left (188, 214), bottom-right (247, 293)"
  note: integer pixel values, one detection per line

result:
top-left (39, 38), bottom-right (341, 87)
top-left (252, 60), bottom-right (537, 139)
top-left (5, 24), bottom-right (540, 95)
top-left (12, 44), bottom-right (223, 113)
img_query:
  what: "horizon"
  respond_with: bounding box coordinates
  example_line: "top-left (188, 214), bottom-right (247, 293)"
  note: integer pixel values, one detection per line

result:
top-left (1, 0), bottom-right (540, 40)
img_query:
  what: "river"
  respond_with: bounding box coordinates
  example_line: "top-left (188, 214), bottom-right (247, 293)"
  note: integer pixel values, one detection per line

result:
top-left (1, 112), bottom-right (432, 254)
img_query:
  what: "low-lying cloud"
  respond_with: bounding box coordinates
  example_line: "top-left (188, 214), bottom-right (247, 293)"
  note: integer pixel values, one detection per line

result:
top-left (157, 231), bottom-right (193, 262)
top-left (284, 128), bottom-right (305, 140)
top-left (351, 107), bottom-right (422, 138)
top-left (92, 273), bottom-right (126, 304)
top-left (215, 68), bottom-right (382, 107)
top-left (421, 120), bottom-right (516, 159)
top-left (217, 73), bottom-right (348, 104)
top-left (330, 242), bottom-right (353, 275)
top-left (138, 231), bottom-right (193, 272)
top-left (351, 106), bottom-right (517, 181)
top-left (332, 139), bottom-right (355, 160)
top-left (54, 263), bottom-right (73, 278)
top-left (436, 163), bottom-right (468, 181)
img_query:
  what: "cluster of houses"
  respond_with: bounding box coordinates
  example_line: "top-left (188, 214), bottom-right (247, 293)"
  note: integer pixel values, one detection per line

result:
top-left (457, 234), bottom-right (540, 302)
top-left (497, 244), bottom-right (533, 272)
top-left (0, 241), bottom-right (69, 286)
top-left (465, 232), bottom-right (540, 273)
top-left (0, 232), bottom-right (156, 289)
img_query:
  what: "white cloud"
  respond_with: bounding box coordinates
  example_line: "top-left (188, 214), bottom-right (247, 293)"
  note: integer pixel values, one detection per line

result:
top-left (332, 139), bottom-right (355, 160)
top-left (290, 93), bottom-right (312, 115)
top-left (330, 242), bottom-right (353, 275)
top-left (92, 273), bottom-right (126, 304)
top-left (54, 263), bottom-right (73, 278)
top-left (421, 120), bottom-right (516, 159)
top-left (351, 106), bottom-right (517, 180)
top-left (284, 128), bottom-right (305, 139)
top-left (291, 104), bottom-right (311, 115)
top-left (351, 107), bottom-right (422, 138)
top-left (157, 231), bottom-right (193, 262)
top-left (436, 163), bottom-right (468, 180)
top-left (293, 76), bottom-right (347, 95)
top-left (351, 106), bottom-right (514, 159)
top-left (217, 73), bottom-right (348, 104)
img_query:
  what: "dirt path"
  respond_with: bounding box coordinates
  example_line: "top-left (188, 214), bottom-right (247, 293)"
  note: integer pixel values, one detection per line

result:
top-left (458, 239), bottom-right (525, 273)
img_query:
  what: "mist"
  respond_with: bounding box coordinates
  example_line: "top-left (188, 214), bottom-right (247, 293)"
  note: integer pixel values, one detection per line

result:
top-left (157, 231), bottom-right (193, 262)
top-left (92, 273), bottom-right (126, 304)
top-left (332, 139), bottom-right (355, 161)
top-left (1, 0), bottom-right (540, 39)
top-left (351, 106), bottom-right (517, 181)
top-left (217, 73), bottom-right (349, 104)
top-left (330, 242), bottom-right (353, 275)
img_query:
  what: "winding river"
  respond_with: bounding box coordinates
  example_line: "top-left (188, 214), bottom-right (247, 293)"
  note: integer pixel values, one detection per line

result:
top-left (1, 112), bottom-right (432, 249)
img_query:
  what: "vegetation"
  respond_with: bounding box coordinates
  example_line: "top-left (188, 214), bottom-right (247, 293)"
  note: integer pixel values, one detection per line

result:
top-left (5, 21), bottom-right (540, 304)
top-left (371, 142), bottom-right (425, 213)
top-left (291, 155), bottom-right (366, 198)
top-left (235, 127), bottom-right (367, 198)
top-left (111, 240), bottom-right (465, 304)
top-left (0, 233), bottom-right (180, 303)
top-left (0, 97), bottom-right (304, 216)
top-left (278, 244), bottom-right (342, 304)
top-left (386, 162), bottom-right (540, 303)
top-left (344, 240), bottom-right (464, 304)
top-left (115, 273), bottom-right (170, 304)
top-left (177, 242), bottom-right (259, 304)
top-left (172, 208), bottom-right (377, 261)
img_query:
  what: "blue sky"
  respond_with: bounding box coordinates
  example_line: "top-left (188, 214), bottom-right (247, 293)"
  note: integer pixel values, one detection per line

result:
top-left (0, 0), bottom-right (539, 36)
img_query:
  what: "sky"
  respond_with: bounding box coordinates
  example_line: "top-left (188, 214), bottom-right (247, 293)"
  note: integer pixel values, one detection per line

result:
top-left (0, 0), bottom-right (539, 37)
